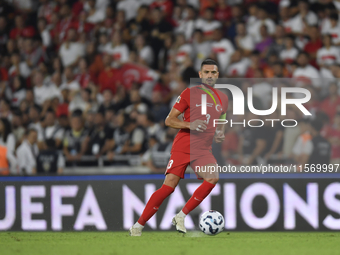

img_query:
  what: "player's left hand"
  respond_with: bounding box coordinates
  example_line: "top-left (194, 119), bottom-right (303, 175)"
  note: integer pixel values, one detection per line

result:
top-left (214, 131), bottom-right (225, 143)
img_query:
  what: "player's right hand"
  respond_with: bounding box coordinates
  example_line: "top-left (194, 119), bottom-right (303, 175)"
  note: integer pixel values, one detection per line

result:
top-left (190, 120), bottom-right (207, 132)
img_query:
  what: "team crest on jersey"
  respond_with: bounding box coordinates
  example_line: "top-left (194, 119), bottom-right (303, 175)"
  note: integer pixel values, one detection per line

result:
top-left (176, 96), bottom-right (181, 103)
top-left (216, 104), bottom-right (222, 112)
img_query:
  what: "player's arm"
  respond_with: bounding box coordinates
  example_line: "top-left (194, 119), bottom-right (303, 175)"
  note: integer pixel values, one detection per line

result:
top-left (165, 107), bottom-right (207, 131)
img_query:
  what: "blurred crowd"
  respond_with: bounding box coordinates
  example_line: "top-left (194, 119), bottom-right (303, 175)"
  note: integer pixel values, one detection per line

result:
top-left (0, 0), bottom-right (340, 175)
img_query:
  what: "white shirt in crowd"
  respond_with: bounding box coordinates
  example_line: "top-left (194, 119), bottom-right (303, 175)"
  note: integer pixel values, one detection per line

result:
top-left (237, 35), bottom-right (255, 51)
top-left (86, 9), bottom-right (106, 24)
top-left (227, 58), bottom-right (250, 77)
top-left (59, 80), bottom-right (81, 92)
top-left (16, 140), bottom-right (39, 175)
top-left (292, 133), bottom-right (313, 156)
top-left (280, 48), bottom-right (299, 63)
top-left (28, 122), bottom-right (44, 142)
top-left (0, 133), bottom-right (17, 174)
top-left (44, 124), bottom-right (64, 141)
top-left (8, 62), bottom-right (31, 78)
top-left (116, 0), bottom-right (141, 21)
top-left (34, 83), bottom-right (61, 105)
top-left (175, 19), bottom-right (195, 41)
top-left (281, 18), bottom-right (296, 33)
top-left (176, 44), bottom-right (193, 64)
top-left (290, 12), bottom-right (318, 33)
top-left (41, 29), bottom-right (51, 48)
top-left (211, 39), bottom-right (235, 74)
top-left (248, 18), bottom-right (276, 42)
top-left (195, 19), bottom-right (222, 37)
top-left (193, 41), bottom-right (212, 71)
top-left (139, 46), bottom-right (154, 66)
top-left (293, 65), bottom-right (321, 88)
top-left (317, 46), bottom-right (340, 66)
top-left (59, 42), bottom-right (85, 67)
top-left (103, 43), bottom-right (129, 64)
top-left (322, 25), bottom-right (340, 44)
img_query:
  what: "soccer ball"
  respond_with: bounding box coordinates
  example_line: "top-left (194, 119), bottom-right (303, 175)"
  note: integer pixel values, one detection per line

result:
top-left (199, 210), bottom-right (225, 235)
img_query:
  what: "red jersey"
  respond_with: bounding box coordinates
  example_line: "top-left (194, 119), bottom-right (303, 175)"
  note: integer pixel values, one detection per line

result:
top-left (172, 85), bottom-right (229, 155)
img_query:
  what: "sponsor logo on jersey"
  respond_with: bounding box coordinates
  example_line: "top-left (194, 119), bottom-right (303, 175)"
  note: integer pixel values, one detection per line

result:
top-left (176, 96), bottom-right (181, 103)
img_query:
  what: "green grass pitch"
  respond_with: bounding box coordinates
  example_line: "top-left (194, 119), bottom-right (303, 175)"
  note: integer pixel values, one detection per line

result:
top-left (1, 232), bottom-right (340, 255)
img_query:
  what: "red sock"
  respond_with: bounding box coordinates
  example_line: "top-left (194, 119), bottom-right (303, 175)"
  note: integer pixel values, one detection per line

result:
top-left (182, 181), bottom-right (215, 215)
top-left (137, 184), bottom-right (174, 226)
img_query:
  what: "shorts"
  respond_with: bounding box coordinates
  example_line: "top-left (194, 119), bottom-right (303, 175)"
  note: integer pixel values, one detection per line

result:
top-left (165, 151), bottom-right (217, 179)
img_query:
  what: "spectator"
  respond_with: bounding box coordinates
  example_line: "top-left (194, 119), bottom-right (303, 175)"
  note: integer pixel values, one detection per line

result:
top-left (10, 15), bottom-right (35, 39)
top-left (304, 26), bottom-right (322, 67)
top-left (22, 38), bottom-right (46, 69)
top-left (248, 7), bottom-right (275, 43)
top-left (255, 24), bottom-right (274, 55)
top-left (38, 18), bottom-right (52, 49)
top-left (134, 34), bottom-right (154, 66)
top-left (211, 28), bottom-right (235, 74)
top-left (292, 119), bottom-right (312, 163)
top-left (59, 67), bottom-right (81, 92)
top-left (175, 5), bottom-right (196, 41)
top-left (150, 90), bottom-right (170, 123)
top-left (28, 105), bottom-right (44, 142)
top-left (296, 119), bottom-right (331, 171)
top-left (280, 35), bottom-right (299, 64)
top-left (326, 113), bottom-right (340, 164)
top-left (9, 52), bottom-right (31, 79)
top-left (137, 111), bottom-right (165, 143)
top-left (42, 109), bottom-right (64, 149)
top-left (195, 7), bottom-right (221, 41)
top-left (86, 0), bottom-right (106, 24)
top-left (63, 111), bottom-right (89, 162)
top-left (192, 29), bottom-right (212, 72)
top-left (97, 54), bottom-right (117, 94)
top-left (293, 52), bottom-right (321, 88)
top-left (227, 50), bottom-right (250, 77)
top-left (86, 110), bottom-right (114, 158)
top-left (235, 22), bottom-right (254, 56)
top-left (10, 76), bottom-right (26, 109)
top-left (75, 58), bottom-right (92, 88)
top-left (33, 71), bottom-right (59, 106)
top-left (238, 111), bottom-right (267, 165)
top-left (290, 0), bottom-right (318, 34)
top-left (118, 116), bottom-right (147, 155)
top-left (11, 111), bottom-right (25, 147)
top-left (0, 118), bottom-right (16, 174)
top-left (317, 34), bottom-right (340, 67)
top-left (16, 128), bottom-right (39, 175)
top-left (174, 33), bottom-right (193, 65)
top-left (36, 139), bottom-right (65, 175)
top-left (126, 5), bottom-right (151, 39)
top-left (103, 31), bottom-right (129, 67)
top-left (322, 13), bottom-right (340, 46)
top-left (59, 28), bottom-right (85, 67)
top-left (320, 83), bottom-right (340, 122)
top-left (125, 88), bottom-right (148, 115)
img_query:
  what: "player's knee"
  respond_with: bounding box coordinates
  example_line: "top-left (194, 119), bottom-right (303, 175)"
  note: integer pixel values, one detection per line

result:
top-left (205, 177), bottom-right (219, 184)
top-left (164, 174), bottom-right (180, 188)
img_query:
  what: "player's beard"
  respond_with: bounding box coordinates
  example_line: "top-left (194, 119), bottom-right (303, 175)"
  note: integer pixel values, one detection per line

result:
top-left (202, 78), bottom-right (216, 87)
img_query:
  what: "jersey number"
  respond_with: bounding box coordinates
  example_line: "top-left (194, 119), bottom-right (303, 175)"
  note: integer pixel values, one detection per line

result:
top-left (206, 114), bottom-right (211, 124)
top-left (167, 160), bottom-right (174, 169)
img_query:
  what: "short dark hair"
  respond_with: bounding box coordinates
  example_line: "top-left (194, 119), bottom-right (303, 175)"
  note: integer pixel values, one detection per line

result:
top-left (310, 119), bottom-right (323, 132)
top-left (200, 59), bottom-right (219, 70)
top-left (45, 139), bottom-right (56, 149)
top-left (26, 128), bottom-right (37, 136)
top-left (330, 13), bottom-right (338, 21)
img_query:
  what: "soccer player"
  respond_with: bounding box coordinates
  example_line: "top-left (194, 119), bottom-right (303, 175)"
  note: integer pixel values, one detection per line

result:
top-left (129, 59), bottom-right (228, 236)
